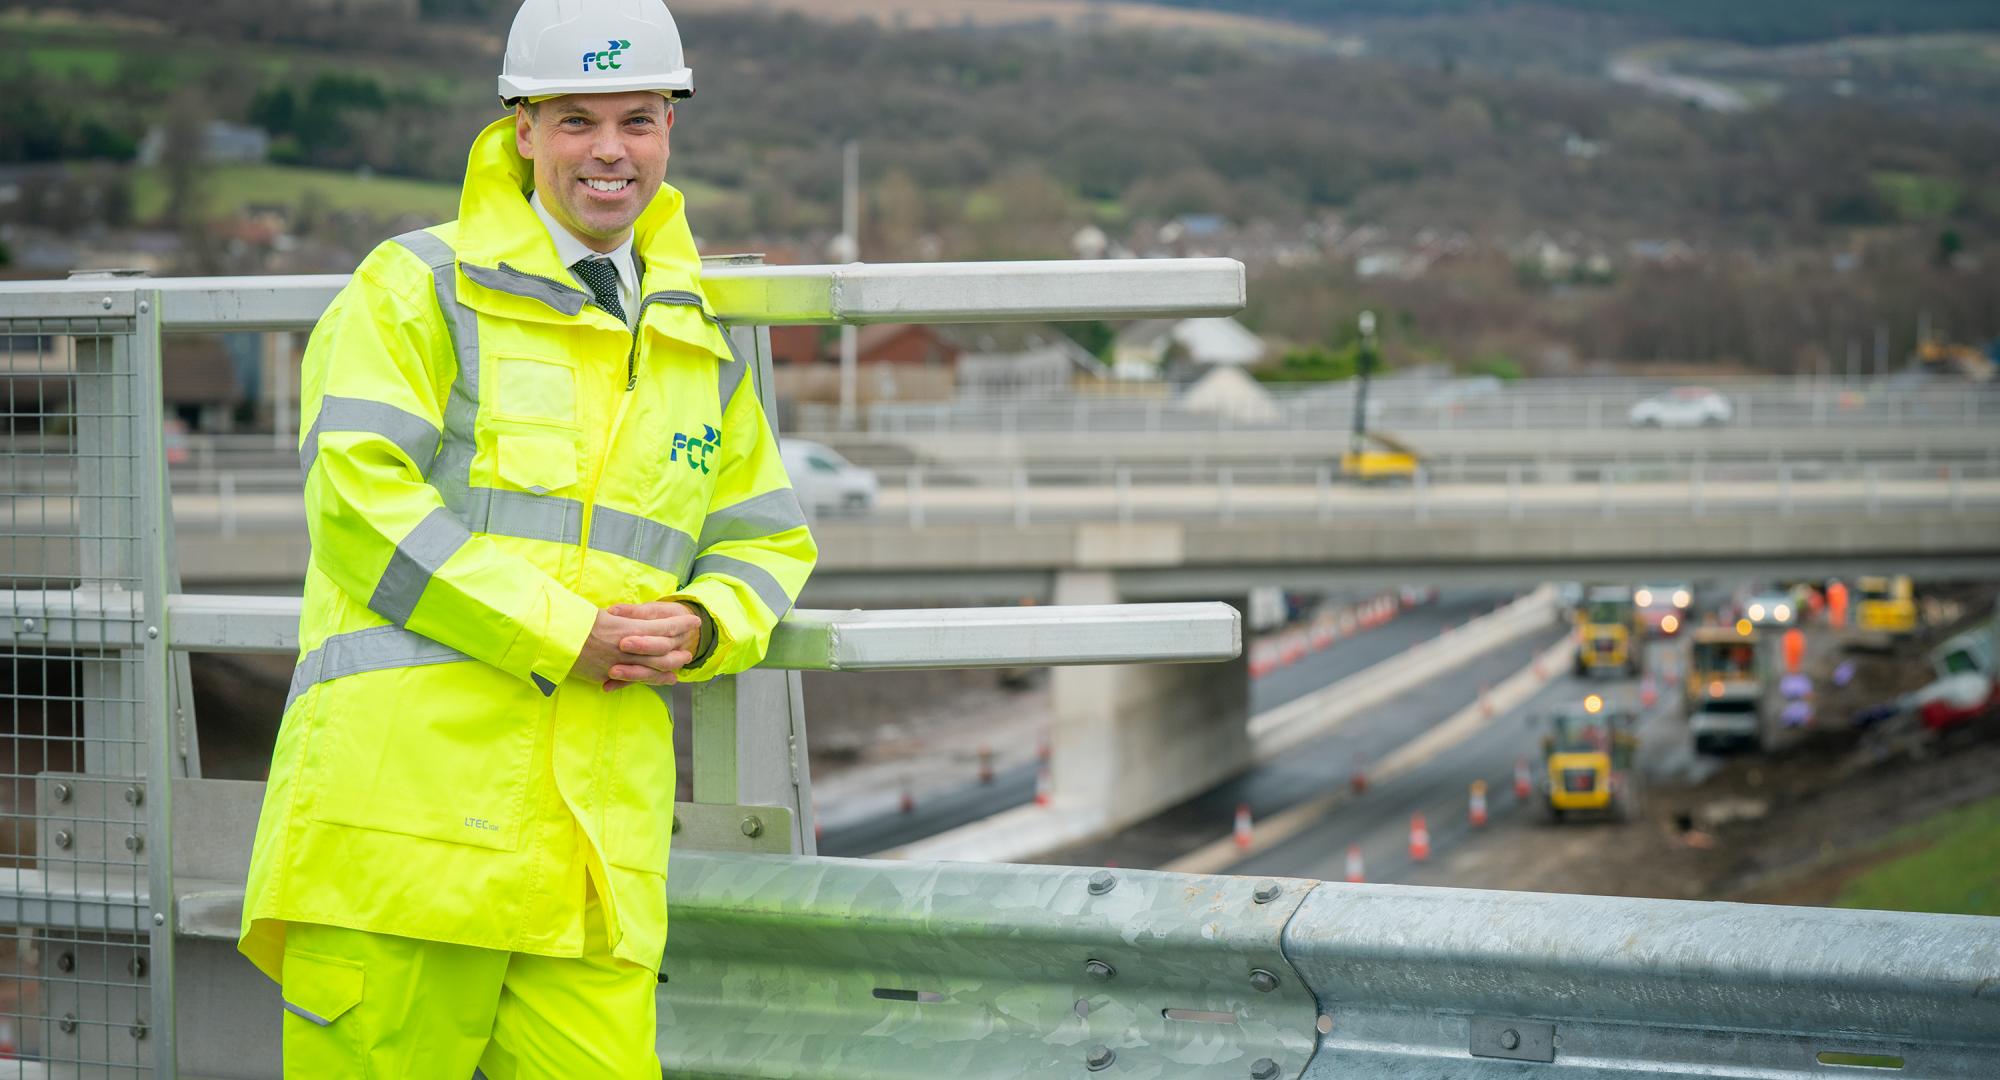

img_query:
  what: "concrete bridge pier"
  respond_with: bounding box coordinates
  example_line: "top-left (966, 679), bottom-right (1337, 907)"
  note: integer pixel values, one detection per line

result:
top-left (1049, 570), bottom-right (1251, 827)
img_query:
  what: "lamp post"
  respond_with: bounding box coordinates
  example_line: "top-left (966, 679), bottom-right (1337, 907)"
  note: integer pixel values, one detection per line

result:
top-left (1350, 309), bottom-right (1378, 462)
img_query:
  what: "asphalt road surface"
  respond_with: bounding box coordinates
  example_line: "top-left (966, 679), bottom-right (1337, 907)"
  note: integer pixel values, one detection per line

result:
top-left (1034, 619), bottom-right (1573, 869)
top-left (1225, 640), bottom-right (1688, 886)
top-left (816, 588), bottom-right (1523, 857)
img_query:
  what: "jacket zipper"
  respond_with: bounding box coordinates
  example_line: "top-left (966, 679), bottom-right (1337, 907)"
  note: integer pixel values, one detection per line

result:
top-left (626, 290), bottom-right (716, 391)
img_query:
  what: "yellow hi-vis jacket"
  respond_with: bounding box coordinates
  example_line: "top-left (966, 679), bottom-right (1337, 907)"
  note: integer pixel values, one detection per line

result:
top-left (239, 116), bottom-right (817, 981)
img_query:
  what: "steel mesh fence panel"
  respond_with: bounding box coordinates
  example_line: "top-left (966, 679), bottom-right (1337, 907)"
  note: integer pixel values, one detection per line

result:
top-left (2, 312), bottom-right (161, 1076)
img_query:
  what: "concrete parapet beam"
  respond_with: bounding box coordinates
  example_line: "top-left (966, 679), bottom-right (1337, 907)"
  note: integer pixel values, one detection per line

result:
top-left (1047, 571), bottom-right (1251, 828)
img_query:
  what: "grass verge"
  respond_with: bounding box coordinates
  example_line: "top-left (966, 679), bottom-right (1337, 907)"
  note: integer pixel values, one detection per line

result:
top-left (1835, 793), bottom-right (2000, 916)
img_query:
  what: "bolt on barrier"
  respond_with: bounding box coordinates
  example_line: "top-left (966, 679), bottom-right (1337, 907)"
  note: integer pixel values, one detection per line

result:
top-left (4, 263), bottom-right (1999, 1077)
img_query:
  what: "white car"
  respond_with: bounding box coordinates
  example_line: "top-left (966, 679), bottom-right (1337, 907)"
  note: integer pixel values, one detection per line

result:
top-left (1742, 593), bottom-right (1797, 630)
top-left (1628, 387), bottom-right (1733, 428)
top-left (780, 439), bottom-right (878, 515)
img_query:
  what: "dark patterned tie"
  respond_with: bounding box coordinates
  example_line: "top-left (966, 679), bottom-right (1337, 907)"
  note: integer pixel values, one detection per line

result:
top-left (570, 256), bottom-right (626, 324)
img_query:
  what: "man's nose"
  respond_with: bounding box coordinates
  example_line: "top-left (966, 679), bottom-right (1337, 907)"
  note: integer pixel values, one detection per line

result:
top-left (591, 132), bottom-right (625, 162)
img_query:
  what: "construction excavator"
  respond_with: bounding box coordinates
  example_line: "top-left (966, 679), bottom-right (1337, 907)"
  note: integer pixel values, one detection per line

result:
top-left (1537, 693), bottom-right (1641, 822)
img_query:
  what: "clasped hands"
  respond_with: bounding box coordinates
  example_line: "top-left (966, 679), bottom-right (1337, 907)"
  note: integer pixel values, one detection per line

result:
top-left (570, 601), bottom-right (707, 691)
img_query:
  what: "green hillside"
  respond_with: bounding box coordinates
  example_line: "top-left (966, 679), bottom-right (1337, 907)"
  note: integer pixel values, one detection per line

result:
top-left (1159, 0), bottom-right (2000, 44)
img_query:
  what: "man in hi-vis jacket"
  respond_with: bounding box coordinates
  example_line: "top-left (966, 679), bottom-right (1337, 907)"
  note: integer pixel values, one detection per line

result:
top-left (238, 1), bottom-right (816, 1073)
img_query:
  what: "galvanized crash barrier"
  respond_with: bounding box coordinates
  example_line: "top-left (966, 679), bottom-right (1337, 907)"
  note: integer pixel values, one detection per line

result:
top-left (1284, 882), bottom-right (2000, 1079)
top-left (3, 264), bottom-right (1999, 1077)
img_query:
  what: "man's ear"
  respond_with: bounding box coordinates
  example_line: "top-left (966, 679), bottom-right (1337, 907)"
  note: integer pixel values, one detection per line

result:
top-left (515, 104), bottom-right (535, 160)
top-left (664, 103), bottom-right (676, 133)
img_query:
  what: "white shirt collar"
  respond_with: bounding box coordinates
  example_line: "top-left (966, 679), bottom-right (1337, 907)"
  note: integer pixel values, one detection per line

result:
top-left (530, 190), bottom-right (638, 325)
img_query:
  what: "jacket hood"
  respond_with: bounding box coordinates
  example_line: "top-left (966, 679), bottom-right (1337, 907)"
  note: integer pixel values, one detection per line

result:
top-left (454, 114), bottom-right (706, 298)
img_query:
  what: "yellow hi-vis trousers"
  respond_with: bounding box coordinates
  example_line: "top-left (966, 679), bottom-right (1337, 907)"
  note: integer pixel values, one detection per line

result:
top-left (278, 891), bottom-right (659, 1078)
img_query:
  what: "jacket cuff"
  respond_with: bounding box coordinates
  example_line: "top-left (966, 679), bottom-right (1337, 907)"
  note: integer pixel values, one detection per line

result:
top-left (686, 599), bottom-right (717, 666)
top-left (663, 580), bottom-right (743, 681)
top-left (513, 585), bottom-right (599, 694)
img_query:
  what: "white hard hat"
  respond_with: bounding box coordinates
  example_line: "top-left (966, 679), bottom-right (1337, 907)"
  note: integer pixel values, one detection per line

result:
top-left (498, 0), bottom-right (694, 105)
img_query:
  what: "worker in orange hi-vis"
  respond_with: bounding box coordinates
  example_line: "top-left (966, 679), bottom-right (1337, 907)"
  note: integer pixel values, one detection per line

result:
top-left (1783, 626), bottom-right (1806, 674)
top-left (1826, 580), bottom-right (1849, 629)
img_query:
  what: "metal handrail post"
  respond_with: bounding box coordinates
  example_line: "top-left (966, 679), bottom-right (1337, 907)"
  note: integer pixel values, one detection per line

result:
top-left (691, 306), bottom-right (818, 855)
top-left (132, 291), bottom-right (183, 1075)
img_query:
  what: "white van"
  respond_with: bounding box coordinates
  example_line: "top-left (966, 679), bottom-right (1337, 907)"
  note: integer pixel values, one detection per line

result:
top-left (780, 439), bottom-right (878, 516)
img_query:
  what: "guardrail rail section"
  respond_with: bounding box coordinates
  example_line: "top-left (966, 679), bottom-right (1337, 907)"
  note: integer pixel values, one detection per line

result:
top-left (3, 265), bottom-right (1999, 1078)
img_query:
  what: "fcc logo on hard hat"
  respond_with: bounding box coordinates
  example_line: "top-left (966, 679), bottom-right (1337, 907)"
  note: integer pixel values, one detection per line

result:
top-left (583, 39), bottom-right (631, 72)
top-left (498, 0), bottom-right (695, 104)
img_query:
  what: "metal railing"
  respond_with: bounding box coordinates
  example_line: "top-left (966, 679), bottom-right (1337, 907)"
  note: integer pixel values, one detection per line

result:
top-left (26, 457), bottom-right (1998, 545)
top-left (812, 376), bottom-right (2000, 436)
top-left (3, 264), bottom-right (1998, 1078)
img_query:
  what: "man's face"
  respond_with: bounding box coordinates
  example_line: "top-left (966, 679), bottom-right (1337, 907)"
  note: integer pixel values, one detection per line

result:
top-left (516, 91), bottom-right (673, 252)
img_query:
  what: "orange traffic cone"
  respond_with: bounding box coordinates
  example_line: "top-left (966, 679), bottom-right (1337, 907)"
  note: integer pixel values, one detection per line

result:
top-left (1233, 803), bottom-right (1254, 850)
top-left (1513, 757), bottom-right (1533, 801)
top-left (1408, 813), bottom-right (1432, 862)
top-left (899, 782), bottom-right (915, 815)
top-left (1350, 754), bottom-right (1369, 795)
top-left (1344, 845), bottom-right (1366, 884)
top-left (977, 744), bottom-right (994, 785)
top-left (1036, 729), bottom-right (1053, 762)
top-left (1034, 764), bottom-right (1052, 807)
top-left (1468, 781), bottom-right (1489, 827)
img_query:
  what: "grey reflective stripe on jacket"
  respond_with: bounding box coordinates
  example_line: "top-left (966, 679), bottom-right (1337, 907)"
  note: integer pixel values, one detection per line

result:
top-left (688, 553), bottom-right (795, 621)
top-left (299, 396), bottom-right (441, 478)
top-left (368, 507), bottom-right (472, 628)
top-left (589, 505), bottom-right (696, 580)
top-left (284, 624), bottom-right (471, 714)
top-left (697, 487), bottom-right (809, 552)
top-left (283, 1001), bottom-right (337, 1028)
top-left (391, 230), bottom-right (483, 518)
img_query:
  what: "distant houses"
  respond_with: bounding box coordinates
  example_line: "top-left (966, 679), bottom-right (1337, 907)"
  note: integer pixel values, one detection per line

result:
top-left (768, 321), bottom-right (1109, 408)
top-left (1111, 316), bottom-right (1272, 381)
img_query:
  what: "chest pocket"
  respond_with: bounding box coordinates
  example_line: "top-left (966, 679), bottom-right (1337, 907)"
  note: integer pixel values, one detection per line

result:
top-left (489, 353), bottom-right (581, 494)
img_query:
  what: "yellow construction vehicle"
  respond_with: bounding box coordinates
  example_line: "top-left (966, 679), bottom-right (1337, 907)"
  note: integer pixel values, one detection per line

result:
top-left (1338, 309), bottom-right (1421, 484)
top-left (1574, 586), bottom-right (1643, 677)
top-left (1539, 693), bottom-right (1641, 822)
top-left (1853, 574), bottom-right (1917, 649)
top-left (1686, 624), bottom-right (1772, 753)
top-left (1339, 429), bottom-right (1420, 483)
top-left (1914, 339), bottom-right (1995, 382)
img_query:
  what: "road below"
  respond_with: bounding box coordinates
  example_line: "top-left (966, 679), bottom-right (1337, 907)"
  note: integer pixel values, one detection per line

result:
top-left (816, 588), bottom-right (1522, 857)
top-left (1032, 618), bottom-right (1572, 869)
top-left (1224, 640), bottom-right (1694, 886)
